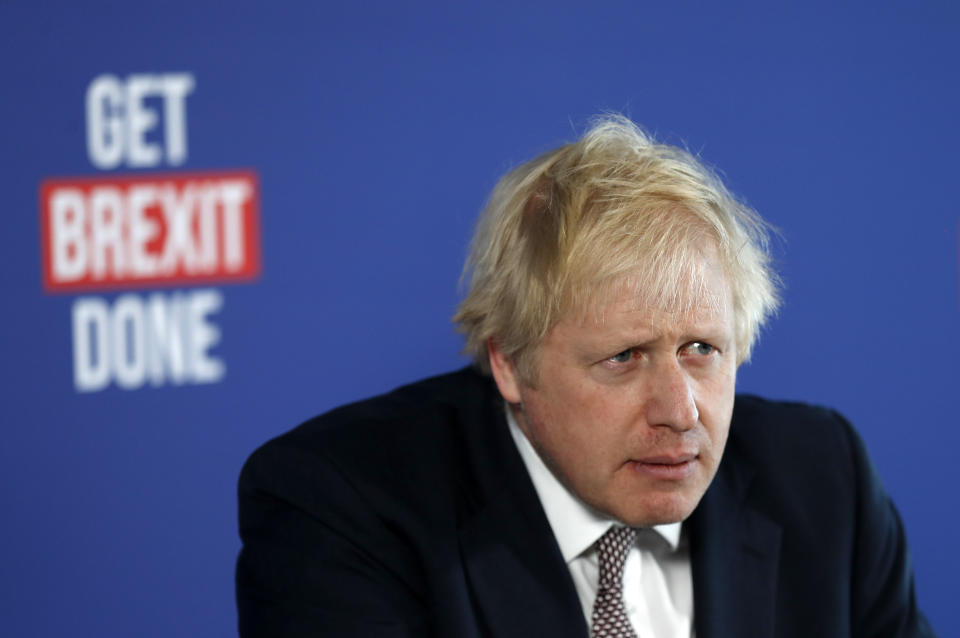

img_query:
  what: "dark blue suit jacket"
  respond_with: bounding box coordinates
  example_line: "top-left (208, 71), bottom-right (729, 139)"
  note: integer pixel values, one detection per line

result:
top-left (236, 367), bottom-right (934, 637)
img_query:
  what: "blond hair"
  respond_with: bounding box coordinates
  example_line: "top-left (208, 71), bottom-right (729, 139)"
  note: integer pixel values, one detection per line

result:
top-left (454, 114), bottom-right (779, 382)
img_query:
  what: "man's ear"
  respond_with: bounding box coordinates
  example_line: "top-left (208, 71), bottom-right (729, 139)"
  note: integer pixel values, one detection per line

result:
top-left (487, 338), bottom-right (523, 404)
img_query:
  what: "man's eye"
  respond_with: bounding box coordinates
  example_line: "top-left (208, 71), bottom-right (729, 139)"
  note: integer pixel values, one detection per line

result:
top-left (684, 342), bottom-right (715, 356)
top-left (608, 350), bottom-right (633, 363)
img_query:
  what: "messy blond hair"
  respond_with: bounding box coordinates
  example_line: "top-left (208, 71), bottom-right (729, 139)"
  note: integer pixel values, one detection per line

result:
top-left (454, 114), bottom-right (779, 382)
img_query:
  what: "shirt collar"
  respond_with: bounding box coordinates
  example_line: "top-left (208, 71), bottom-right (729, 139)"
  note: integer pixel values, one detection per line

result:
top-left (505, 403), bottom-right (682, 562)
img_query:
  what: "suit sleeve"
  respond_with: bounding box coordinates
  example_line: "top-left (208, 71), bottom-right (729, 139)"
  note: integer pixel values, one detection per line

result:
top-left (840, 413), bottom-right (937, 638)
top-left (235, 439), bottom-right (429, 637)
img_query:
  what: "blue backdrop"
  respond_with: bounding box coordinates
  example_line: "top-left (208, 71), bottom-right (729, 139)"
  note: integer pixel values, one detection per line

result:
top-left (1, 2), bottom-right (956, 636)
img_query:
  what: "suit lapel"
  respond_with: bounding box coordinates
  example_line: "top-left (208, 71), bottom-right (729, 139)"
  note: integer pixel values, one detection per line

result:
top-left (688, 441), bottom-right (782, 638)
top-left (459, 491), bottom-right (588, 638)
top-left (451, 376), bottom-right (588, 638)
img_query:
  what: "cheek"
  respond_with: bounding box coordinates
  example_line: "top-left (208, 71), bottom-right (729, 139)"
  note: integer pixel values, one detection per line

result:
top-left (700, 387), bottom-right (734, 454)
top-left (523, 395), bottom-right (575, 448)
top-left (523, 390), bottom-right (607, 457)
top-left (697, 363), bottom-right (736, 414)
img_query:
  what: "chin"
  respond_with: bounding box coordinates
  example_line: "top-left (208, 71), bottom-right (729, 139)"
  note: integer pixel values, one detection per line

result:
top-left (618, 510), bottom-right (688, 528)
top-left (614, 493), bottom-right (702, 527)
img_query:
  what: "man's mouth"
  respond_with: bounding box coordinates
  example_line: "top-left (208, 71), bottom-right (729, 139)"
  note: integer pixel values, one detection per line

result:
top-left (628, 453), bottom-right (698, 480)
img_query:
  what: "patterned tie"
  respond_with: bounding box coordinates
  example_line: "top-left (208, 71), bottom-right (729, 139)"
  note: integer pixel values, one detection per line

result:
top-left (591, 526), bottom-right (639, 638)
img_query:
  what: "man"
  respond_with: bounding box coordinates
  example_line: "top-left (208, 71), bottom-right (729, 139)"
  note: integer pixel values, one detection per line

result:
top-left (236, 116), bottom-right (934, 637)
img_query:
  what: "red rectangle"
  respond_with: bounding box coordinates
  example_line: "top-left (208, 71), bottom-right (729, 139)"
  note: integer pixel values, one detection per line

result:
top-left (40, 170), bottom-right (261, 292)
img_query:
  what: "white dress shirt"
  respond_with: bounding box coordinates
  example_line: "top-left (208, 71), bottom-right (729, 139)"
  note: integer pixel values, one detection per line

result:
top-left (506, 406), bottom-right (695, 638)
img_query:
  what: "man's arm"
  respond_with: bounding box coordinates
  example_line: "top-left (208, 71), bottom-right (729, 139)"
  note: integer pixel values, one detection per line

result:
top-left (841, 414), bottom-right (936, 638)
top-left (236, 438), bottom-right (428, 637)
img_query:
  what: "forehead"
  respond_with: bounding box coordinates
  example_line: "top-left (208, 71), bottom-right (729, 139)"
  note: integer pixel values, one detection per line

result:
top-left (567, 240), bottom-right (734, 330)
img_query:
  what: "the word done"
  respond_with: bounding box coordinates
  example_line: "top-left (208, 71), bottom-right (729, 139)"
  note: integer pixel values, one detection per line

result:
top-left (72, 289), bottom-right (225, 392)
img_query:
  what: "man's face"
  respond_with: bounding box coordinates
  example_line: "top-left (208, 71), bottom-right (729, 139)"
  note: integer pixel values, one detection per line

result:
top-left (489, 248), bottom-right (737, 527)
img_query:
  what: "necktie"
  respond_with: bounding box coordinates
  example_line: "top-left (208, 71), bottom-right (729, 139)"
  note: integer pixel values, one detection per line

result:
top-left (591, 526), bottom-right (639, 638)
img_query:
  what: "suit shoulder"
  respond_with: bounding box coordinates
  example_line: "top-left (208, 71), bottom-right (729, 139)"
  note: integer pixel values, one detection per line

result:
top-left (733, 394), bottom-right (853, 431)
top-left (728, 394), bottom-right (863, 488)
top-left (732, 394), bottom-right (857, 447)
top-left (240, 367), bottom-right (499, 506)
top-left (260, 367), bottom-right (493, 452)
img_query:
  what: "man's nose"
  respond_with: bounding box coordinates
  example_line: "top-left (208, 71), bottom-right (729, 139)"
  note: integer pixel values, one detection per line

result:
top-left (645, 358), bottom-right (699, 431)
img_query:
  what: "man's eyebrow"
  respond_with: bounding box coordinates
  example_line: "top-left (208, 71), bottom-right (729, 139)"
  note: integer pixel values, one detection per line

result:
top-left (610, 335), bottom-right (662, 350)
top-left (604, 322), bottom-right (733, 349)
top-left (576, 333), bottom-right (662, 359)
